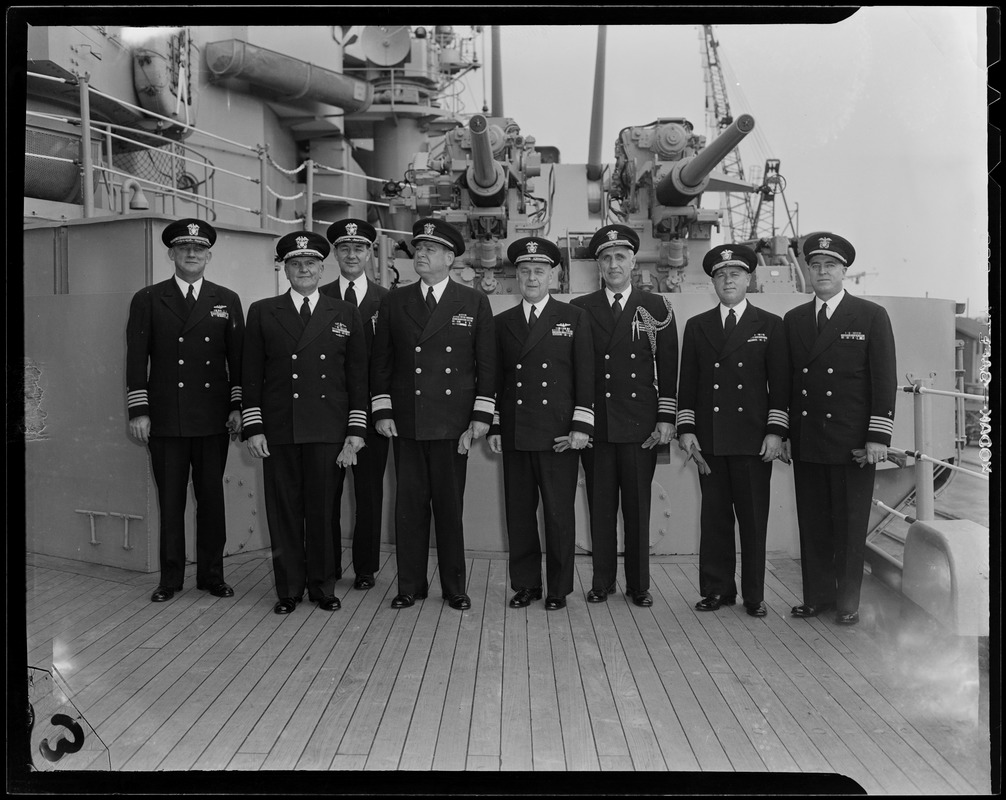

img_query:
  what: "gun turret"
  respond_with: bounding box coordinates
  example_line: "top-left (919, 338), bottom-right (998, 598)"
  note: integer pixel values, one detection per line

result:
top-left (656, 113), bottom-right (754, 206)
top-left (466, 114), bottom-right (508, 206)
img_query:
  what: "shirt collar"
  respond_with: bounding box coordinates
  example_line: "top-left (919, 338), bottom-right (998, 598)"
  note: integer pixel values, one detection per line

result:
top-left (604, 284), bottom-right (632, 305)
top-left (719, 298), bottom-right (748, 325)
top-left (421, 275), bottom-right (451, 303)
top-left (816, 288), bottom-right (846, 314)
top-left (523, 294), bottom-right (550, 322)
top-left (340, 274), bottom-right (367, 302)
top-left (291, 288), bottom-right (321, 312)
top-left (175, 275), bottom-right (203, 298)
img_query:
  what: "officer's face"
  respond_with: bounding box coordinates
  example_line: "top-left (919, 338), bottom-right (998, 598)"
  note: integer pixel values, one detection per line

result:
top-left (517, 262), bottom-right (555, 305)
top-left (597, 246), bottom-right (635, 293)
top-left (808, 255), bottom-right (846, 300)
top-left (711, 266), bottom-right (749, 307)
top-left (414, 241), bottom-right (454, 285)
top-left (169, 243), bottom-right (212, 282)
top-left (285, 256), bottom-right (325, 296)
top-left (334, 242), bottom-right (371, 280)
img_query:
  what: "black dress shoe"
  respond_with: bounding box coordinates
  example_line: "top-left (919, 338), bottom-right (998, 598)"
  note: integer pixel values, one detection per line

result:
top-left (201, 583), bottom-right (234, 598)
top-left (353, 575), bottom-right (375, 590)
top-left (274, 597), bottom-right (302, 615)
top-left (544, 596), bottom-right (566, 611)
top-left (318, 596), bottom-right (341, 611)
top-left (695, 594), bottom-right (736, 611)
top-left (744, 601), bottom-right (768, 617)
top-left (626, 589), bottom-right (653, 607)
top-left (835, 611), bottom-right (860, 625)
top-left (509, 587), bottom-right (543, 608)
top-left (586, 584), bottom-right (616, 603)
top-left (391, 592), bottom-right (426, 609)
top-left (448, 594), bottom-right (472, 611)
top-left (791, 603), bottom-right (832, 618)
top-left (151, 585), bottom-right (178, 602)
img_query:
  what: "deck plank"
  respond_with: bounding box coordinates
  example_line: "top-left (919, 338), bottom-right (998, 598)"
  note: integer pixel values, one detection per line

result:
top-left (467, 558), bottom-right (507, 758)
top-left (499, 571), bottom-right (533, 771)
top-left (431, 557), bottom-right (489, 771)
top-left (605, 592), bottom-right (699, 771)
top-left (547, 599), bottom-right (600, 771)
top-left (364, 563), bottom-right (445, 771)
top-left (527, 577), bottom-right (565, 771)
top-left (253, 556), bottom-right (397, 768)
top-left (21, 550), bottom-right (991, 790)
top-left (583, 574), bottom-right (666, 771)
top-left (396, 559), bottom-right (470, 770)
top-left (566, 564), bottom-right (631, 760)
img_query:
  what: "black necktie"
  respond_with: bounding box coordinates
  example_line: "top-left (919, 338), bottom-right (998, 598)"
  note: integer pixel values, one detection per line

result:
top-left (300, 296), bottom-right (312, 326)
top-left (344, 280), bottom-right (357, 307)
top-left (185, 284), bottom-right (196, 313)
top-left (528, 305), bottom-right (538, 329)
top-left (426, 286), bottom-right (437, 313)
top-left (817, 302), bottom-right (828, 334)
top-left (724, 307), bottom-right (736, 337)
top-left (612, 292), bottom-right (623, 322)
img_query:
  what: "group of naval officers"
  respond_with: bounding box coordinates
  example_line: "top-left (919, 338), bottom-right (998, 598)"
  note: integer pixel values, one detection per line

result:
top-left (126, 215), bottom-right (896, 627)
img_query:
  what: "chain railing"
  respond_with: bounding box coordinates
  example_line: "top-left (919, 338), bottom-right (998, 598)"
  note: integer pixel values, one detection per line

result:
top-left (26, 70), bottom-right (403, 235)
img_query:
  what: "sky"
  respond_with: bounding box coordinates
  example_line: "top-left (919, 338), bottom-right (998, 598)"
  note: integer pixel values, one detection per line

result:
top-left (449, 8), bottom-right (990, 315)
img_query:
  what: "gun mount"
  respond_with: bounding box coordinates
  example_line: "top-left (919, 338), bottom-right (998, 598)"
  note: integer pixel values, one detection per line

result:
top-left (656, 113), bottom-right (754, 205)
top-left (466, 114), bottom-right (508, 205)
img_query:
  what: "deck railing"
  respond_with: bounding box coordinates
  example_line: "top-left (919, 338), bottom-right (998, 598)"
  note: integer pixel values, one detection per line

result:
top-left (866, 379), bottom-right (990, 569)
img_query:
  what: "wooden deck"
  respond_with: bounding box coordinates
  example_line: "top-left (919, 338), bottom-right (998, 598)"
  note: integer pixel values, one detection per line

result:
top-left (21, 547), bottom-right (991, 792)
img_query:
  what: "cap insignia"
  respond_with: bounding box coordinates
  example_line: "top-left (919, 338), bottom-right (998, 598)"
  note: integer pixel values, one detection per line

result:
top-left (187, 223), bottom-right (200, 237)
top-left (424, 222), bottom-right (436, 236)
top-left (346, 223), bottom-right (358, 236)
top-left (526, 241), bottom-right (538, 253)
top-left (720, 248), bottom-right (733, 260)
top-left (606, 229), bottom-right (619, 241)
top-left (819, 236), bottom-right (832, 249)
top-left (296, 236), bottom-right (309, 250)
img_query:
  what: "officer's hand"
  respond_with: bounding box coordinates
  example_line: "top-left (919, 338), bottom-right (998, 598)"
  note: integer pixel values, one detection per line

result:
top-left (778, 440), bottom-right (792, 464)
top-left (864, 441), bottom-right (888, 467)
top-left (678, 433), bottom-right (699, 454)
top-left (642, 422), bottom-right (675, 449)
top-left (488, 434), bottom-right (503, 454)
top-left (469, 421), bottom-right (490, 440)
top-left (247, 434), bottom-right (270, 459)
top-left (129, 415), bottom-right (151, 444)
top-left (376, 419), bottom-right (398, 438)
top-left (569, 431), bottom-right (590, 451)
top-left (226, 410), bottom-right (243, 441)
top-left (760, 434), bottom-right (783, 463)
top-left (337, 435), bottom-right (366, 468)
top-left (457, 429), bottom-right (473, 455)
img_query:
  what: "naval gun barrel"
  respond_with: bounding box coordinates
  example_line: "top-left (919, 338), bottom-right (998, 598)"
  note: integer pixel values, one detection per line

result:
top-left (466, 114), bottom-right (508, 206)
top-left (656, 113), bottom-right (755, 206)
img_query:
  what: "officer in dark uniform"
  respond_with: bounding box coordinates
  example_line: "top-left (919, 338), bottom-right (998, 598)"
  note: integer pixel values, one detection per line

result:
top-left (571, 224), bottom-right (678, 607)
top-left (242, 231), bottom-right (369, 614)
top-left (320, 219), bottom-right (390, 590)
top-left (784, 232), bottom-right (897, 625)
top-left (677, 244), bottom-right (790, 617)
top-left (126, 218), bottom-right (244, 603)
top-left (488, 237), bottom-right (594, 610)
top-left (371, 218), bottom-right (496, 611)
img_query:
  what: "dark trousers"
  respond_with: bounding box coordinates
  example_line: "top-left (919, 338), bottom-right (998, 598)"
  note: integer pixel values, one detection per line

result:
top-left (502, 448), bottom-right (579, 598)
top-left (581, 441), bottom-right (658, 593)
top-left (697, 454), bottom-right (773, 604)
top-left (330, 427), bottom-right (389, 578)
top-left (263, 442), bottom-right (342, 601)
top-left (392, 437), bottom-right (469, 598)
top-left (793, 460), bottom-right (877, 613)
top-left (148, 433), bottom-right (230, 589)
